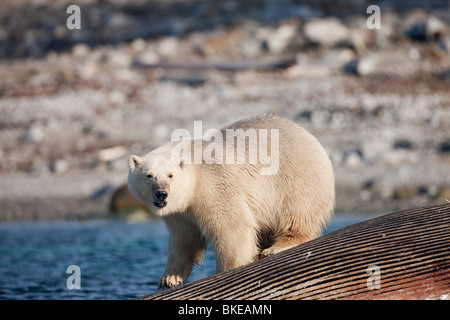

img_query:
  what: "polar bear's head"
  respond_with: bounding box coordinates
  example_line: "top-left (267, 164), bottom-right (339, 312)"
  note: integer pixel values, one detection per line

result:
top-left (127, 151), bottom-right (194, 216)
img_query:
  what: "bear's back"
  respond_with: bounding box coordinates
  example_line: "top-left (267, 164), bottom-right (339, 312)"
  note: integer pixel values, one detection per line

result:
top-left (192, 115), bottom-right (334, 236)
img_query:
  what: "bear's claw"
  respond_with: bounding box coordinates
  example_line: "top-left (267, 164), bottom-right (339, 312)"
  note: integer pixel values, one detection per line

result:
top-left (158, 275), bottom-right (184, 289)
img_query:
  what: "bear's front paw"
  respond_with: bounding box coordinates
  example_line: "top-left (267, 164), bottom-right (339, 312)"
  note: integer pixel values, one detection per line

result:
top-left (158, 275), bottom-right (184, 289)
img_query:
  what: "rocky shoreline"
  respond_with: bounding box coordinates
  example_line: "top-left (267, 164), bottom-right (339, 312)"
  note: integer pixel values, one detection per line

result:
top-left (0, 0), bottom-right (449, 221)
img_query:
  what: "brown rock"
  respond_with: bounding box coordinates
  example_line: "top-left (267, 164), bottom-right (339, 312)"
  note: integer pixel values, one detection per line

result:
top-left (110, 184), bottom-right (149, 214)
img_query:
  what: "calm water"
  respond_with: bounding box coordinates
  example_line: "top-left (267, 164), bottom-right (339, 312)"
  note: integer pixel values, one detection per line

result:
top-left (0, 214), bottom-right (371, 300)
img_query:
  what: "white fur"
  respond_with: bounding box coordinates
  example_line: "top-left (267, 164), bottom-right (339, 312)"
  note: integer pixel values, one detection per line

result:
top-left (128, 115), bottom-right (335, 288)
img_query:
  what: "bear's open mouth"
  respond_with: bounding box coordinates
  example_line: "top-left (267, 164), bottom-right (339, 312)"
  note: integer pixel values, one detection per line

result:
top-left (153, 201), bottom-right (167, 208)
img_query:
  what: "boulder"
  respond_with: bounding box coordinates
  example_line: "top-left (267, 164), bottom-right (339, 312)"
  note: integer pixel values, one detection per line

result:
top-left (304, 18), bottom-right (350, 47)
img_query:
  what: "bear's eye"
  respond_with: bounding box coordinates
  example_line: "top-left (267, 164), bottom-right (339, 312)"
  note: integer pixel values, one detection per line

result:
top-left (147, 174), bottom-right (153, 179)
top-left (168, 174), bottom-right (173, 179)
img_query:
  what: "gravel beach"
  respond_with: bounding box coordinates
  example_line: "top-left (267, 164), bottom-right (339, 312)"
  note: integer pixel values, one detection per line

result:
top-left (0, 0), bottom-right (449, 221)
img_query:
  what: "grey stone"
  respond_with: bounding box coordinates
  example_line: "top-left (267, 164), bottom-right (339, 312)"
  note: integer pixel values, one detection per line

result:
top-left (304, 18), bottom-right (350, 47)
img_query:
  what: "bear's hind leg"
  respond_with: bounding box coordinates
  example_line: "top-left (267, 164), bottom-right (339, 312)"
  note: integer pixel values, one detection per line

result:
top-left (259, 231), bottom-right (311, 258)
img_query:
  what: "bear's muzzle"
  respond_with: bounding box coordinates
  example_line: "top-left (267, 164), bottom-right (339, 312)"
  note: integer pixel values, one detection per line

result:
top-left (155, 190), bottom-right (168, 201)
top-left (153, 189), bottom-right (168, 208)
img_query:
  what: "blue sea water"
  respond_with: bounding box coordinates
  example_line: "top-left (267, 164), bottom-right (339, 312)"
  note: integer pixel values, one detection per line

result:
top-left (0, 214), bottom-right (372, 300)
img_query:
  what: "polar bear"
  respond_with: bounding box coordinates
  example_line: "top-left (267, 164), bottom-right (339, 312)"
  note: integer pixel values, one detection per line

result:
top-left (127, 115), bottom-right (335, 288)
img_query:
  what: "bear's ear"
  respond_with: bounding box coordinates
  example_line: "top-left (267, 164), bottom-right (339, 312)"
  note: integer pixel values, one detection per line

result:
top-left (128, 155), bottom-right (143, 170)
top-left (179, 159), bottom-right (184, 169)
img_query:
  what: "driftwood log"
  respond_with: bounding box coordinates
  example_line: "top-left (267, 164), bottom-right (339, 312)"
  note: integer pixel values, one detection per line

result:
top-left (139, 204), bottom-right (450, 300)
top-left (132, 55), bottom-right (297, 72)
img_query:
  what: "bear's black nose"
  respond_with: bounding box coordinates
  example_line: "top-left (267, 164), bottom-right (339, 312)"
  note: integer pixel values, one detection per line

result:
top-left (155, 190), bottom-right (168, 201)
